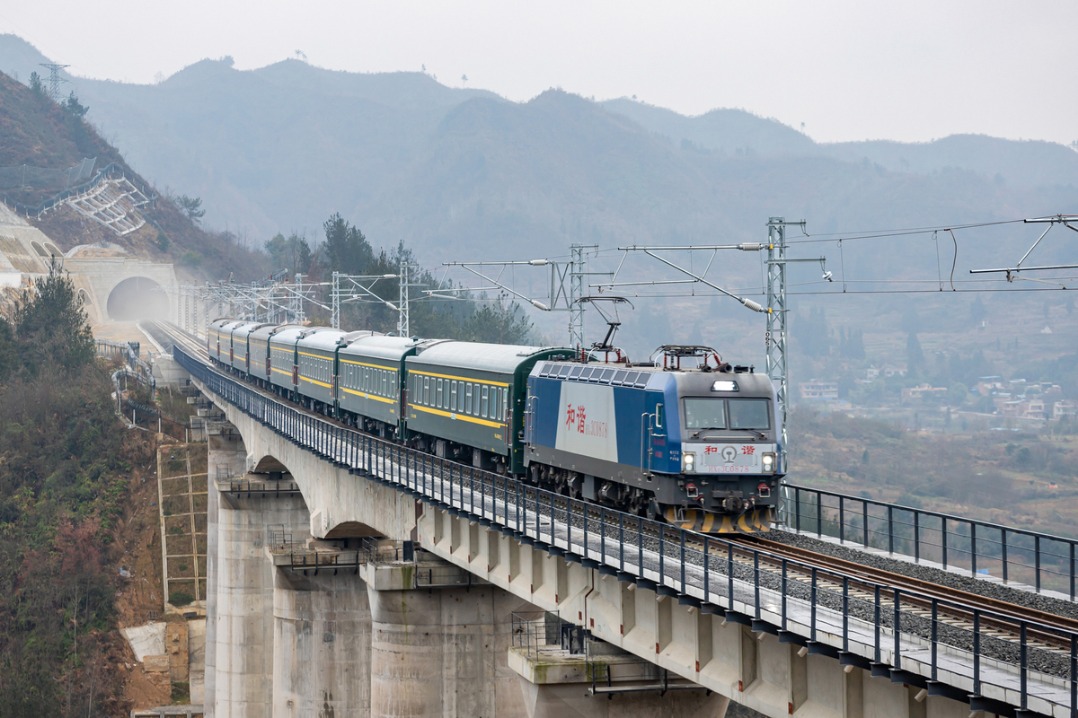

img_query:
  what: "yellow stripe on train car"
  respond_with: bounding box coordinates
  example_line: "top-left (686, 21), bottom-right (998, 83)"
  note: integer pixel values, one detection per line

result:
top-left (340, 387), bottom-right (396, 405)
top-left (409, 403), bottom-right (506, 429)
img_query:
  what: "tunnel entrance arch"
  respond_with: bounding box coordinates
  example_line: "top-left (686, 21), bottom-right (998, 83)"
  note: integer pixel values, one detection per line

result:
top-left (106, 275), bottom-right (169, 320)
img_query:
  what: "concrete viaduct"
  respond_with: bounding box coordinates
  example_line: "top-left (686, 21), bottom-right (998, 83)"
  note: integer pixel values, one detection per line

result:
top-left (170, 346), bottom-right (1064, 718)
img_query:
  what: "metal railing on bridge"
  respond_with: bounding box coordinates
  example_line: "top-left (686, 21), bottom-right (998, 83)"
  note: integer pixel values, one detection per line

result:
top-left (174, 345), bottom-right (1078, 717)
top-left (781, 483), bottom-right (1078, 600)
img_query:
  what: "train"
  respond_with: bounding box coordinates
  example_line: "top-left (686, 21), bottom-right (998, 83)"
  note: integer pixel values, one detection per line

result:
top-left (207, 318), bottom-right (784, 533)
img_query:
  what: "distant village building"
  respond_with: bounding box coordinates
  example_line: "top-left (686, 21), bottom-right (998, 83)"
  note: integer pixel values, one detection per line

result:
top-left (800, 380), bottom-right (838, 401)
top-left (901, 384), bottom-right (948, 403)
top-left (1053, 400), bottom-right (1077, 422)
top-left (975, 376), bottom-right (1005, 396)
top-left (864, 365), bottom-right (906, 382)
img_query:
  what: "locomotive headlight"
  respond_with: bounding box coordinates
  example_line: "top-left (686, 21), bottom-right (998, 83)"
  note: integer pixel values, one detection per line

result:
top-left (761, 452), bottom-right (777, 473)
top-left (682, 452), bottom-right (696, 473)
top-left (711, 380), bottom-right (738, 392)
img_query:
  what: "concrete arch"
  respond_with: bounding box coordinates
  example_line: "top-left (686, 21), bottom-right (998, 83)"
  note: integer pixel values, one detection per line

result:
top-left (250, 455), bottom-right (292, 478)
top-left (215, 405), bottom-right (414, 542)
top-left (245, 450), bottom-right (383, 538)
top-left (105, 275), bottom-right (170, 321)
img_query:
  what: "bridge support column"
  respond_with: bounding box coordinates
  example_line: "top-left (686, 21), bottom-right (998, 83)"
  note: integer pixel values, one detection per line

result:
top-left (205, 429), bottom-right (310, 718)
top-left (272, 567), bottom-right (371, 716)
top-left (362, 559), bottom-right (533, 717)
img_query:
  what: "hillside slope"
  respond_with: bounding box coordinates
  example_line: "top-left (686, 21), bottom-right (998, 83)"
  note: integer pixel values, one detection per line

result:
top-left (0, 67), bottom-right (270, 281)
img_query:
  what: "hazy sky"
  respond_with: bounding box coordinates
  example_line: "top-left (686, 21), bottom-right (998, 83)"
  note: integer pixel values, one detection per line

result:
top-left (2, 1), bottom-right (1075, 146)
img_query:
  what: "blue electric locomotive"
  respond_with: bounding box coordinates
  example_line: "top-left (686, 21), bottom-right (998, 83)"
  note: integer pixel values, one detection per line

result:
top-left (525, 345), bottom-right (782, 532)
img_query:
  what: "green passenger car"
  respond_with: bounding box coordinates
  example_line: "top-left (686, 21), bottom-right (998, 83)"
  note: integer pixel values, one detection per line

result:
top-left (404, 341), bottom-right (574, 474)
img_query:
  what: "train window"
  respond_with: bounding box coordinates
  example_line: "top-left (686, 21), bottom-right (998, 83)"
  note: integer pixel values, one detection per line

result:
top-left (683, 398), bottom-right (727, 430)
top-left (423, 377), bottom-right (430, 404)
top-left (481, 386), bottom-right (489, 418)
top-left (728, 399), bottom-right (771, 430)
top-left (451, 382), bottom-right (458, 411)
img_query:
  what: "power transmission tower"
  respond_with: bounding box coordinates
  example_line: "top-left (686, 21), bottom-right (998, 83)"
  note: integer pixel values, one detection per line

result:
top-left (39, 63), bottom-right (69, 102)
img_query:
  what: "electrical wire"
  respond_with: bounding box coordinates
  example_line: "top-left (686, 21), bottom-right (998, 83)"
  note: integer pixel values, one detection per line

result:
top-left (786, 218), bottom-right (1025, 245)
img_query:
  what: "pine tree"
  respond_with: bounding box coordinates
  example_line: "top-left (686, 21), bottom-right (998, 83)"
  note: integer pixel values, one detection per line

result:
top-left (11, 260), bottom-right (94, 377)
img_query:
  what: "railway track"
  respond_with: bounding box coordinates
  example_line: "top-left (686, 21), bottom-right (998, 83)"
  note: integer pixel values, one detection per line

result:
top-left (733, 534), bottom-right (1078, 654)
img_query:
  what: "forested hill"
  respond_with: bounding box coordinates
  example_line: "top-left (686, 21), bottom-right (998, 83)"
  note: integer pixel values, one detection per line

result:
top-left (1, 33), bottom-right (1075, 266)
top-left (0, 269), bottom-right (145, 715)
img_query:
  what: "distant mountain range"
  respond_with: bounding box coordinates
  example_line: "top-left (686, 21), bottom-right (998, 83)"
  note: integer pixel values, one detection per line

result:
top-left (2, 33), bottom-right (1074, 271)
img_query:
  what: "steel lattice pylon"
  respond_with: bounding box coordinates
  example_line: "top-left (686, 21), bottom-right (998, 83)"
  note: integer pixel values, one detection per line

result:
top-left (765, 217), bottom-right (789, 450)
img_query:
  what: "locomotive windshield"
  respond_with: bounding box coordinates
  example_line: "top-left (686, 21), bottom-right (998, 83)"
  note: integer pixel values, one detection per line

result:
top-left (728, 398), bottom-right (771, 430)
top-left (683, 398), bottom-right (727, 430)
top-left (683, 398), bottom-right (771, 431)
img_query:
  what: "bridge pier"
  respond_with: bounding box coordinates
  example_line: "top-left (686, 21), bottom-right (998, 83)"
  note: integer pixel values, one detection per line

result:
top-left (272, 565), bottom-right (372, 716)
top-left (207, 471), bottom-right (309, 715)
top-left (362, 559), bottom-right (534, 717)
